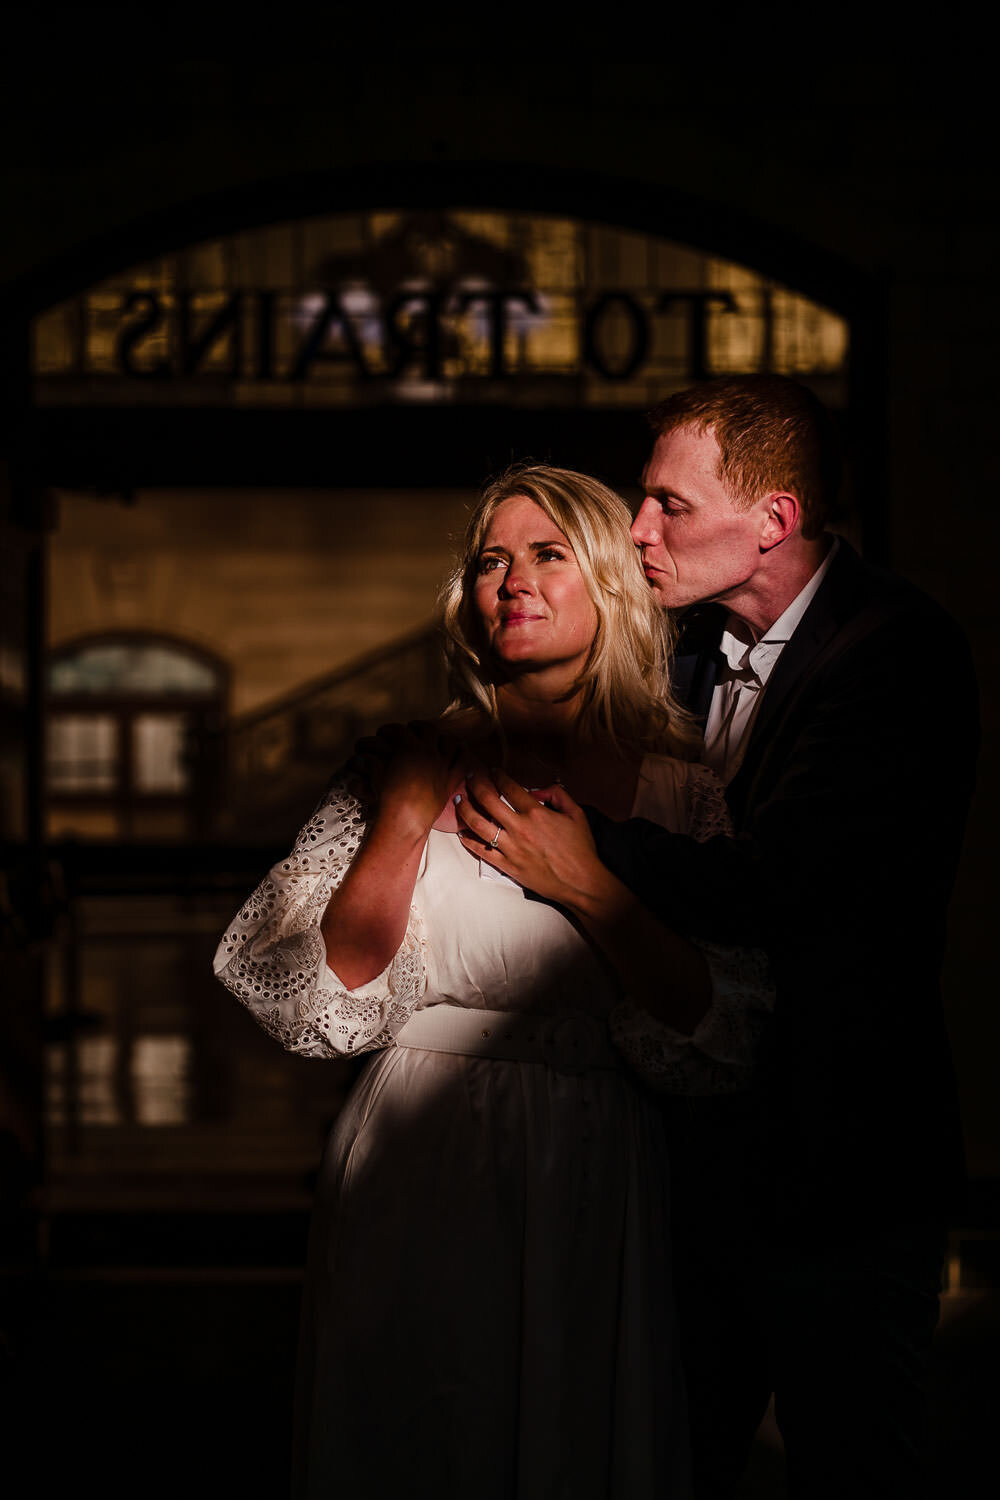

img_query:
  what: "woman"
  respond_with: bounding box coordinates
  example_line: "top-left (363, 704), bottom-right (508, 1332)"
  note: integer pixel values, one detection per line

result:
top-left (214, 465), bottom-right (771, 1500)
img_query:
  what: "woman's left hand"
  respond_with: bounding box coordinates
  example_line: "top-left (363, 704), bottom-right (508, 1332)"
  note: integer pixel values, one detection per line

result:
top-left (456, 769), bottom-right (603, 906)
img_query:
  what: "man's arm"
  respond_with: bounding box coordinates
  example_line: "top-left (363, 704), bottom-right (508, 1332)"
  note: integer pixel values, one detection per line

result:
top-left (589, 607), bottom-right (979, 954)
top-left (456, 771), bottom-right (713, 1034)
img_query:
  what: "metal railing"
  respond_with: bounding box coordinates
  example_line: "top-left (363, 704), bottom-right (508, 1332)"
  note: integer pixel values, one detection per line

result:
top-left (192, 624), bottom-right (449, 839)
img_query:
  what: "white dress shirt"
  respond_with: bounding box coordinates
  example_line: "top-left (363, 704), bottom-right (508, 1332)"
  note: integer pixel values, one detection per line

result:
top-left (703, 539), bottom-right (839, 783)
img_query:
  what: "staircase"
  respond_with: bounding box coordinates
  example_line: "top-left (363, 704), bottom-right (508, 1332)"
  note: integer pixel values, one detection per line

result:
top-left (193, 624), bottom-right (450, 840)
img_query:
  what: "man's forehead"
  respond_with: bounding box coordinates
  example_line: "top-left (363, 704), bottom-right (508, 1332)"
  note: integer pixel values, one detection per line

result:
top-left (643, 423), bottom-right (721, 486)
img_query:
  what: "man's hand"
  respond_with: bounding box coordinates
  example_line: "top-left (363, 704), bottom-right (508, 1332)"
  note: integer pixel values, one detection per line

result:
top-left (344, 722), bottom-right (411, 810)
top-left (371, 721), bottom-right (465, 841)
top-left (457, 767), bottom-right (711, 1030)
top-left (345, 721), bottom-right (463, 833)
top-left (456, 768), bottom-right (604, 907)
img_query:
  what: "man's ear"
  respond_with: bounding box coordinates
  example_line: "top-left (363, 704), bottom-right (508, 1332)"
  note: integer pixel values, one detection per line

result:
top-left (759, 492), bottom-right (801, 551)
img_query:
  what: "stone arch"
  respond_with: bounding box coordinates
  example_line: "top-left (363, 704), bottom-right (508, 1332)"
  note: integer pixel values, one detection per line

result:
top-left (27, 167), bottom-right (883, 551)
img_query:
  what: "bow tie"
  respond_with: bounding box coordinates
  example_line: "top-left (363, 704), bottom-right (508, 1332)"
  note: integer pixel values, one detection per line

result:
top-left (677, 603), bottom-right (729, 654)
top-left (713, 651), bottom-right (762, 692)
top-left (715, 630), bottom-right (786, 684)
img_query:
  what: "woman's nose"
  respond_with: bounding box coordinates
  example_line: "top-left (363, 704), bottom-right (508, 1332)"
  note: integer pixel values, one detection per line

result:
top-left (499, 563), bottom-right (535, 596)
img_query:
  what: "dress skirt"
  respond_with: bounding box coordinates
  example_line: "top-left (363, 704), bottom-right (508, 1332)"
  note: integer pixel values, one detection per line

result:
top-left (291, 1042), bottom-right (691, 1500)
top-left (214, 767), bottom-right (760, 1500)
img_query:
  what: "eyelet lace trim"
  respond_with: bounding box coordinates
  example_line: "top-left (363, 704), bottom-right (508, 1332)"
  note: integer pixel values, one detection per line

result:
top-left (212, 782), bottom-right (427, 1060)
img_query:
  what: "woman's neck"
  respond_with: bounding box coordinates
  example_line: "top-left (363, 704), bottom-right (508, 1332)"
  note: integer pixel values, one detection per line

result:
top-left (496, 680), bottom-right (581, 738)
top-left (451, 686), bottom-right (638, 819)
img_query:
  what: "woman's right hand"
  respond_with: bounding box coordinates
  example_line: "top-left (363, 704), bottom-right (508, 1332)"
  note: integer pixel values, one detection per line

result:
top-left (366, 721), bottom-right (465, 840)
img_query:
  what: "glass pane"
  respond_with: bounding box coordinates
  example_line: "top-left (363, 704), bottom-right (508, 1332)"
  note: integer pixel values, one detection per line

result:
top-left (132, 713), bottom-right (188, 793)
top-left (45, 1036), bottom-right (123, 1127)
top-left (131, 1035), bottom-right (192, 1126)
top-left (50, 641), bottom-right (219, 696)
top-left (47, 714), bottom-right (118, 792)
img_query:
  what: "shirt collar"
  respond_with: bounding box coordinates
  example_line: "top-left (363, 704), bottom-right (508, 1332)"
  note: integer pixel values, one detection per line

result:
top-left (718, 537), bottom-right (840, 681)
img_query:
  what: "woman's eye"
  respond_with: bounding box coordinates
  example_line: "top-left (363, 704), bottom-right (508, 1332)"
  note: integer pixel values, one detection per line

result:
top-left (478, 555), bottom-right (506, 574)
top-left (538, 548), bottom-right (567, 562)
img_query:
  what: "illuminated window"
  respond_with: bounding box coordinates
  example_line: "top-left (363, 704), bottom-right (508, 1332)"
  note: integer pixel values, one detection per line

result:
top-left (131, 1035), bottom-right (192, 1126)
top-left (48, 713), bottom-right (118, 793)
top-left (47, 634), bottom-right (226, 840)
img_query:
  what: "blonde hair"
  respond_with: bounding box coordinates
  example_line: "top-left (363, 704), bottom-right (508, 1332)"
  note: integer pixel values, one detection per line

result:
top-left (440, 463), bottom-right (698, 758)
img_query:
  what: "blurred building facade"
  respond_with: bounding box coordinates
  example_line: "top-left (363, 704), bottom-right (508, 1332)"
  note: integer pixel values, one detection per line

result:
top-left (37, 209), bottom-right (854, 838)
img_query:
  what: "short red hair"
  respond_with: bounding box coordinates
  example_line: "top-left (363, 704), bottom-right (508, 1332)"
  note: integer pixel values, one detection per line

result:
top-left (647, 376), bottom-right (841, 540)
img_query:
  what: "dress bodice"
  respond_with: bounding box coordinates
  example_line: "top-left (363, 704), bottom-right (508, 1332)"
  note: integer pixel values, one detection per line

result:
top-left (213, 756), bottom-right (772, 1092)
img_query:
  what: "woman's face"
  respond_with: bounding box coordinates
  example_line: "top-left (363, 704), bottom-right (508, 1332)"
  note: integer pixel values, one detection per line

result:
top-left (472, 495), bottom-right (599, 678)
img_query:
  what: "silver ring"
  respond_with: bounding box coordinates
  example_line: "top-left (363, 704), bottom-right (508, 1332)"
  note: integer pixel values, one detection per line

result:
top-left (489, 825), bottom-right (502, 850)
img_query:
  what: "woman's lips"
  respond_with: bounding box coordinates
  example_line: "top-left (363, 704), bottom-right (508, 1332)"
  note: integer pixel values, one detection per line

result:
top-left (499, 612), bottom-right (543, 625)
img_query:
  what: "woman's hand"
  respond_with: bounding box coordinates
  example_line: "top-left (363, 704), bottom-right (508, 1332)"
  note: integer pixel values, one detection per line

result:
top-left (456, 768), bottom-right (604, 907)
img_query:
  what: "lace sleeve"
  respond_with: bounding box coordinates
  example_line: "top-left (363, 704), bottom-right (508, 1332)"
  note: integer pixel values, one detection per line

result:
top-left (212, 781), bottom-right (426, 1059)
top-left (610, 942), bottom-right (773, 1095)
top-left (610, 759), bottom-right (775, 1094)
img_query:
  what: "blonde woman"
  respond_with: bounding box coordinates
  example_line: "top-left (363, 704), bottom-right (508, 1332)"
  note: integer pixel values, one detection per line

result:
top-left (214, 465), bottom-right (771, 1500)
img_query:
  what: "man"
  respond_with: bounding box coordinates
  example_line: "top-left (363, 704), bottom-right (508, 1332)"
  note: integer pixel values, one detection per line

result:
top-left (456, 374), bottom-right (978, 1497)
top-left (593, 375), bottom-right (979, 1497)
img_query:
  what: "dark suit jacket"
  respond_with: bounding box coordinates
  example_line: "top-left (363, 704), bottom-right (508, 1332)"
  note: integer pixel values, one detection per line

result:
top-left (590, 540), bottom-right (980, 1239)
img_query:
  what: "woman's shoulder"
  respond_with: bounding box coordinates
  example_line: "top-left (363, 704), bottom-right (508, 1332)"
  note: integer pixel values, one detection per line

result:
top-left (633, 755), bottom-right (729, 837)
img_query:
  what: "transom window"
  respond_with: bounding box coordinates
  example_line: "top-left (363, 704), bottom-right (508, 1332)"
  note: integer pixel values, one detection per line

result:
top-left (32, 209), bottom-right (849, 411)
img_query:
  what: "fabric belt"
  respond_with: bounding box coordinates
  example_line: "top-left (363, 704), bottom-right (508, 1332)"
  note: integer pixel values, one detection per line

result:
top-left (394, 1005), bottom-right (620, 1074)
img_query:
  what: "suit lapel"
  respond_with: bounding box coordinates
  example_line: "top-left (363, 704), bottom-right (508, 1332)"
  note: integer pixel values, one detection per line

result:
top-left (726, 541), bottom-right (868, 820)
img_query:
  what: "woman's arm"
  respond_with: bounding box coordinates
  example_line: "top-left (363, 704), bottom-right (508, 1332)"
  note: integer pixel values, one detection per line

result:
top-left (321, 724), bottom-right (463, 989)
top-left (456, 769), bottom-right (711, 1034)
top-left (214, 725), bottom-right (462, 1059)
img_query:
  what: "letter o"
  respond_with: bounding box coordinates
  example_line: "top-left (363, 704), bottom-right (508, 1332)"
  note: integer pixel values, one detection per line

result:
top-left (582, 293), bottom-right (650, 380)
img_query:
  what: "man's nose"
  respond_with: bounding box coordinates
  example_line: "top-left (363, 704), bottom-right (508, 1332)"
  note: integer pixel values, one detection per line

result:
top-left (630, 499), bottom-right (662, 546)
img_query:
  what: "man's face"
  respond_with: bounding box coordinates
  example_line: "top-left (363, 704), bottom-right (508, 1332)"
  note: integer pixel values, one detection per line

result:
top-left (632, 425), bottom-right (768, 610)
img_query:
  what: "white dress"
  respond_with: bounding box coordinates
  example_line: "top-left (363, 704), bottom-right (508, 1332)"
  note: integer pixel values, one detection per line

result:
top-left (213, 758), bottom-right (771, 1500)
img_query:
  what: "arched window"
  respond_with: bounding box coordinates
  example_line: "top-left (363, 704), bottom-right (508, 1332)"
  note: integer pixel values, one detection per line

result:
top-left (47, 634), bottom-right (226, 840)
top-left (32, 209), bottom-right (850, 409)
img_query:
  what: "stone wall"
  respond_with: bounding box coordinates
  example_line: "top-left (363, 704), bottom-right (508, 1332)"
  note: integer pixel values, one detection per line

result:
top-left (49, 487), bottom-right (472, 716)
